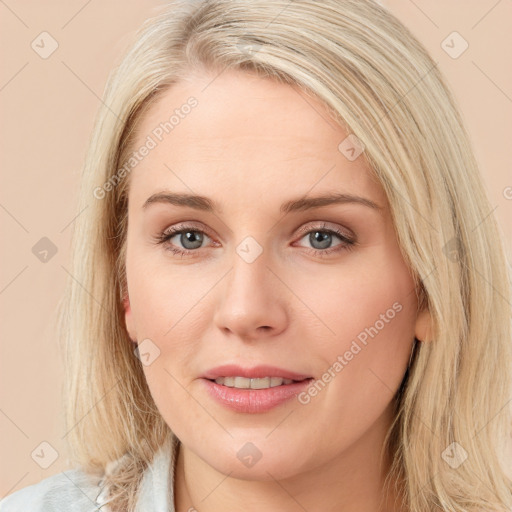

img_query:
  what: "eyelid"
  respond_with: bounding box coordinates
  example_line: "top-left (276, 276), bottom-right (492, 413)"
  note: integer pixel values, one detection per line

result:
top-left (164, 221), bottom-right (214, 238)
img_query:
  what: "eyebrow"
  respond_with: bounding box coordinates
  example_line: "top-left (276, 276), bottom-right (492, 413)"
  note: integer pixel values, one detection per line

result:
top-left (142, 191), bottom-right (384, 214)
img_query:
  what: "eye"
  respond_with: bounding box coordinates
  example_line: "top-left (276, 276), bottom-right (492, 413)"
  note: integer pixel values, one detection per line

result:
top-left (294, 222), bottom-right (356, 257)
top-left (152, 221), bottom-right (357, 258)
top-left (152, 224), bottom-right (214, 257)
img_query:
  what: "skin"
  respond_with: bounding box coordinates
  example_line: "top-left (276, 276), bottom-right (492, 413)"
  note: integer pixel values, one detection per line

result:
top-left (123, 67), bottom-right (430, 512)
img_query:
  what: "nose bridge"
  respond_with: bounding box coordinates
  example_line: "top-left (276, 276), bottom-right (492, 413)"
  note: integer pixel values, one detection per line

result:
top-left (227, 236), bottom-right (273, 307)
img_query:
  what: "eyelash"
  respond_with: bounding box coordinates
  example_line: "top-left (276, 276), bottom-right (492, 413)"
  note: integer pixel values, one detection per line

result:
top-left (152, 222), bottom-right (356, 258)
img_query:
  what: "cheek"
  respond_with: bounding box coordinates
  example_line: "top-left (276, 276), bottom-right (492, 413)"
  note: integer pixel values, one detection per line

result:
top-left (294, 248), bottom-right (416, 348)
top-left (302, 245), bottom-right (417, 394)
top-left (293, 256), bottom-right (417, 451)
top-left (126, 245), bottom-right (216, 390)
top-left (126, 243), bottom-right (207, 337)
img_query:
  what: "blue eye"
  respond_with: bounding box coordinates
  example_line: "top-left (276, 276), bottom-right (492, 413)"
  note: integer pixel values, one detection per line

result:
top-left (168, 229), bottom-right (205, 251)
top-left (154, 226), bottom-right (211, 256)
top-left (294, 223), bottom-right (356, 257)
top-left (153, 222), bottom-right (356, 258)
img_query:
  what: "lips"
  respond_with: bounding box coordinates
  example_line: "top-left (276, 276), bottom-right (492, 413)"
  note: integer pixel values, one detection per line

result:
top-left (202, 377), bottom-right (313, 413)
top-left (200, 364), bottom-right (314, 413)
top-left (201, 364), bottom-right (312, 382)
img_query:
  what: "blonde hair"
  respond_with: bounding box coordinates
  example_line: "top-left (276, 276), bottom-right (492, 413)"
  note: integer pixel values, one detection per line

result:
top-left (57, 0), bottom-right (512, 510)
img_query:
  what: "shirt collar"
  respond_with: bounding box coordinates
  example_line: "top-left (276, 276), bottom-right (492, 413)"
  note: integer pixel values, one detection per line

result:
top-left (134, 434), bottom-right (180, 511)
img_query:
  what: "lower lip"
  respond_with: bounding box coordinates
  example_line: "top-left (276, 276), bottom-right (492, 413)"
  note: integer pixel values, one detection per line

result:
top-left (201, 378), bottom-right (313, 413)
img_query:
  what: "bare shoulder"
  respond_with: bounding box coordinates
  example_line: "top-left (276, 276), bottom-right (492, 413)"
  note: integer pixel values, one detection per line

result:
top-left (0, 468), bottom-right (107, 511)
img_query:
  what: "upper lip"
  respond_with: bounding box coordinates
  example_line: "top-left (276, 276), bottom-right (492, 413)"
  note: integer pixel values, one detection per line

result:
top-left (202, 364), bottom-right (312, 381)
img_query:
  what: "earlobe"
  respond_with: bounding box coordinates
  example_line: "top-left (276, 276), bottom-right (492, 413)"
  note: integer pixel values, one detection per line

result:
top-left (415, 308), bottom-right (432, 343)
top-left (123, 293), bottom-right (138, 344)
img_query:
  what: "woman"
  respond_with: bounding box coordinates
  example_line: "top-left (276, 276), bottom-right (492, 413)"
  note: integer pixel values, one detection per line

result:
top-left (1, 0), bottom-right (511, 511)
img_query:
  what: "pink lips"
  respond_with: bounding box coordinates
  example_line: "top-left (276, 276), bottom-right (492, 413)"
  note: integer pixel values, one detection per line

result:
top-left (201, 364), bottom-right (313, 413)
top-left (201, 364), bottom-right (312, 381)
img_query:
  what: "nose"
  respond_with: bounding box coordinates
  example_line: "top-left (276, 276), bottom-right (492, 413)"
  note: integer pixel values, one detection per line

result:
top-left (213, 247), bottom-right (289, 342)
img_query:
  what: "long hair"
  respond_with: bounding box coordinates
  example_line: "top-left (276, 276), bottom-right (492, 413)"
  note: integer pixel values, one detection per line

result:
top-left (57, 1), bottom-right (512, 510)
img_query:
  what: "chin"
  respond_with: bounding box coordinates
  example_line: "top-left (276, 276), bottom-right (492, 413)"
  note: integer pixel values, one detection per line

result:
top-left (193, 436), bottom-right (312, 481)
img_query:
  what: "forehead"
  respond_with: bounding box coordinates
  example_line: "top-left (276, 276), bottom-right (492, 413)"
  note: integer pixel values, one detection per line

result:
top-left (127, 68), bottom-right (386, 210)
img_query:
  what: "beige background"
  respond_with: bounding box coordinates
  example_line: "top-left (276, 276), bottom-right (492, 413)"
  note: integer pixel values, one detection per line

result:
top-left (1, 0), bottom-right (511, 497)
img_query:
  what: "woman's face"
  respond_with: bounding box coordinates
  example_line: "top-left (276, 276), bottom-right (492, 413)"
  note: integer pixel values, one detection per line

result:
top-left (123, 68), bottom-right (424, 480)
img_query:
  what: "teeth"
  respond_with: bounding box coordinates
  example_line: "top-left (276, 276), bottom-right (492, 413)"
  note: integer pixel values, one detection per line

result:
top-left (213, 376), bottom-right (295, 389)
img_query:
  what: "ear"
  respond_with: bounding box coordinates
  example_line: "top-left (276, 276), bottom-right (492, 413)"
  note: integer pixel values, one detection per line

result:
top-left (414, 308), bottom-right (432, 343)
top-left (123, 293), bottom-right (138, 344)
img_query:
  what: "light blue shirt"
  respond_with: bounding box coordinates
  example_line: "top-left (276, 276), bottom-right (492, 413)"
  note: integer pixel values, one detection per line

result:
top-left (0, 437), bottom-right (179, 511)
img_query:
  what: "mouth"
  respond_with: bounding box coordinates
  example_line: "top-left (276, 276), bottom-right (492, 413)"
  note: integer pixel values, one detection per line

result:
top-left (207, 376), bottom-right (312, 389)
top-left (200, 364), bottom-right (314, 413)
